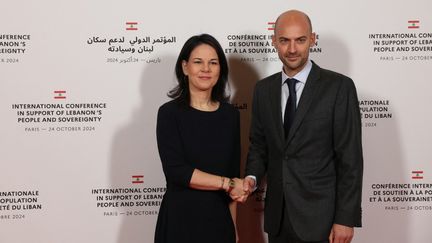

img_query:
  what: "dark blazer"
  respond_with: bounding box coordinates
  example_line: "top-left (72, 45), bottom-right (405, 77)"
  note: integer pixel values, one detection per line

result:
top-left (246, 62), bottom-right (363, 242)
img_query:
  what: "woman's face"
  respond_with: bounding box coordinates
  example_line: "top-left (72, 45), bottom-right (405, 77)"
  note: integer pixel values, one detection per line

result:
top-left (182, 44), bottom-right (220, 94)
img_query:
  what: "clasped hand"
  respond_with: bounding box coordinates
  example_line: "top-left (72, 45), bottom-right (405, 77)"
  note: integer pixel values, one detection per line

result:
top-left (227, 177), bottom-right (255, 203)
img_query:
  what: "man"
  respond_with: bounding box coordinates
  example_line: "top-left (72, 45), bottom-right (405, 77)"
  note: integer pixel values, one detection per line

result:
top-left (241, 10), bottom-right (363, 243)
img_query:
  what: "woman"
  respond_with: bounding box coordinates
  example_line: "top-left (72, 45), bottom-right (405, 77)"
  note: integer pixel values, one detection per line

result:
top-left (154, 34), bottom-right (242, 243)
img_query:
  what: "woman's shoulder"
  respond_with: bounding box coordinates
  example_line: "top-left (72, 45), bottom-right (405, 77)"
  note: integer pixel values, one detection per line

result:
top-left (158, 99), bottom-right (192, 119)
top-left (158, 100), bottom-right (180, 118)
top-left (159, 99), bottom-right (181, 112)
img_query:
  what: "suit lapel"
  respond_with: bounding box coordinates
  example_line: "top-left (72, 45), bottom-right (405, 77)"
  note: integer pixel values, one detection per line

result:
top-left (286, 63), bottom-right (322, 145)
top-left (268, 72), bottom-right (285, 147)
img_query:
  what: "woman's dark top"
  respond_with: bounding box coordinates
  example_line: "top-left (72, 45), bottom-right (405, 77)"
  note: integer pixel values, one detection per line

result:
top-left (154, 100), bottom-right (240, 243)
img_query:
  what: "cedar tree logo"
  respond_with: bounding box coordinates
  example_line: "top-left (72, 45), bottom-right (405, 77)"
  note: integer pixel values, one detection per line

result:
top-left (408, 20), bottom-right (420, 29)
top-left (412, 170), bottom-right (423, 179)
top-left (54, 90), bottom-right (66, 99)
top-left (267, 22), bottom-right (275, 31)
top-left (132, 175), bottom-right (144, 184)
top-left (126, 22), bottom-right (138, 31)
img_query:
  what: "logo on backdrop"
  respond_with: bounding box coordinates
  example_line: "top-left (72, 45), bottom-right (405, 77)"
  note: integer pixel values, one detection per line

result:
top-left (11, 90), bottom-right (108, 133)
top-left (408, 20), bottom-right (420, 29)
top-left (91, 175), bottom-right (166, 217)
top-left (367, 169), bottom-right (432, 211)
top-left (126, 22), bottom-right (138, 31)
top-left (359, 99), bottom-right (393, 128)
top-left (412, 170), bottom-right (424, 179)
top-left (0, 190), bottom-right (42, 221)
top-left (86, 21), bottom-right (177, 64)
top-left (369, 19), bottom-right (432, 61)
top-left (132, 175), bottom-right (144, 184)
top-left (267, 22), bottom-right (275, 31)
top-left (54, 90), bottom-right (66, 99)
top-left (223, 21), bottom-right (321, 63)
top-left (0, 34), bottom-right (31, 64)
top-left (233, 103), bottom-right (248, 110)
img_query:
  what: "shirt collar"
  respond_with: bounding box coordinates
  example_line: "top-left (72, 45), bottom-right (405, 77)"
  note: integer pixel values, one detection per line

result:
top-left (281, 59), bottom-right (313, 86)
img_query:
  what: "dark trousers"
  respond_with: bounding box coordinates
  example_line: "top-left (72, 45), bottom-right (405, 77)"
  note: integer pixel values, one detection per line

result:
top-left (268, 202), bottom-right (329, 243)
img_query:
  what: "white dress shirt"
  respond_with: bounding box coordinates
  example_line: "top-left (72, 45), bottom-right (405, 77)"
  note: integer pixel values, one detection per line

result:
top-left (281, 59), bottom-right (313, 122)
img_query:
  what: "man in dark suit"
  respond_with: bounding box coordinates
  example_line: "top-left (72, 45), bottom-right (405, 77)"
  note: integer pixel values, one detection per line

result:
top-left (241, 10), bottom-right (363, 243)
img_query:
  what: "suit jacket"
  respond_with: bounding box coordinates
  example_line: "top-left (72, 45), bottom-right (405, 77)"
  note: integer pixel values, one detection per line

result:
top-left (246, 62), bottom-right (363, 241)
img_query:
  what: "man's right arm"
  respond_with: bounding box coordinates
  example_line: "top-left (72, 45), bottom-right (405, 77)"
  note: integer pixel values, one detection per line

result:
top-left (244, 84), bottom-right (268, 193)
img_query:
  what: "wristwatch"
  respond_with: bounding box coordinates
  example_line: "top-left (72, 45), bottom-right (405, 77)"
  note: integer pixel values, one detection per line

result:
top-left (227, 178), bottom-right (235, 193)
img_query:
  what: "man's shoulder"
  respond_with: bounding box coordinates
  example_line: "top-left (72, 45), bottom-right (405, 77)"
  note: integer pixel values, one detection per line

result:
top-left (256, 72), bottom-right (281, 88)
top-left (315, 64), bottom-right (352, 82)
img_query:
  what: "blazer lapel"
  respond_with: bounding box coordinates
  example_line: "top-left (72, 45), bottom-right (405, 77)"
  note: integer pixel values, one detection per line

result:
top-left (286, 63), bottom-right (322, 145)
top-left (268, 72), bottom-right (285, 147)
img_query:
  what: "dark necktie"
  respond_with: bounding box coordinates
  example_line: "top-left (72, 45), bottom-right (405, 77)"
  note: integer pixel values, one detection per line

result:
top-left (284, 78), bottom-right (298, 137)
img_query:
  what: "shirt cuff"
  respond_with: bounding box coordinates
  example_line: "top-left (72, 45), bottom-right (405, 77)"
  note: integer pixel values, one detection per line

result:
top-left (246, 175), bottom-right (258, 192)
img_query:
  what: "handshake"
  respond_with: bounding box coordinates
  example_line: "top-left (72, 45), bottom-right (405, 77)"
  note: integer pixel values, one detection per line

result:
top-left (222, 177), bottom-right (256, 203)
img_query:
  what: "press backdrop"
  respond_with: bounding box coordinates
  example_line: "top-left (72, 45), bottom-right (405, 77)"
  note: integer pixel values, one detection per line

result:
top-left (1, 0), bottom-right (431, 242)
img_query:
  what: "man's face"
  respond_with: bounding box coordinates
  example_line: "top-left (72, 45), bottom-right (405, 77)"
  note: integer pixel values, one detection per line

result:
top-left (272, 15), bottom-right (316, 77)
